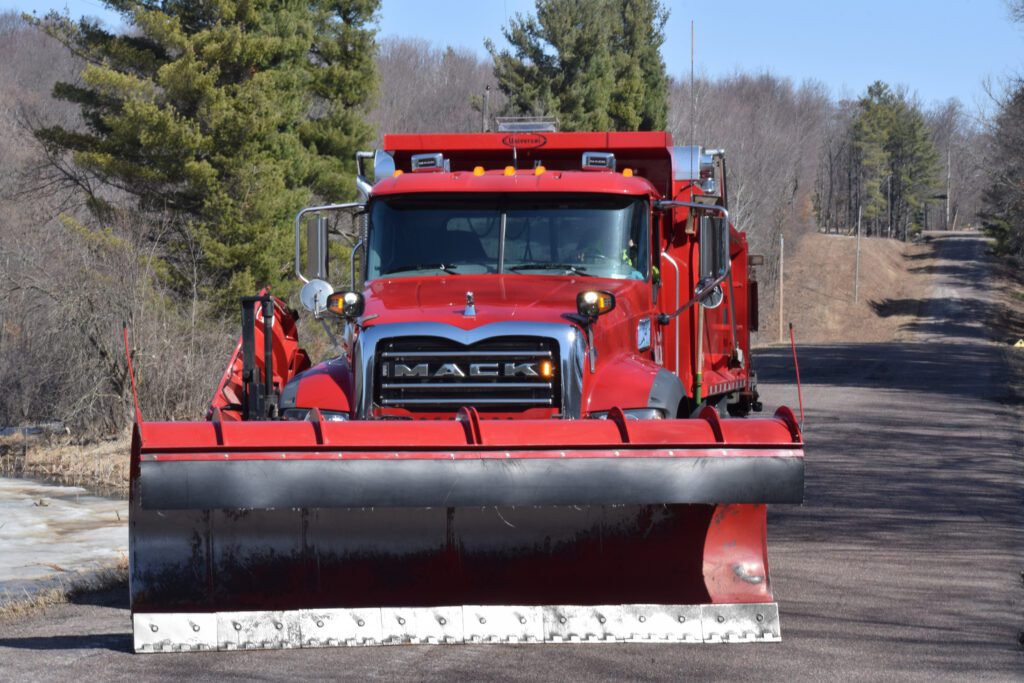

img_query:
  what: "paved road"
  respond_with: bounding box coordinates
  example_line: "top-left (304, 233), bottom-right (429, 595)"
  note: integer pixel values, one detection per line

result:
top-left (0, 233), bottom-right (1020, 681)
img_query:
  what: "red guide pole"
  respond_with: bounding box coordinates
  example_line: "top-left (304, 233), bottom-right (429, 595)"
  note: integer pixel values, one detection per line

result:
top-left (123, 324), bottom-right (143, 423)
top-left (788, 322), bottom-right (804, 425)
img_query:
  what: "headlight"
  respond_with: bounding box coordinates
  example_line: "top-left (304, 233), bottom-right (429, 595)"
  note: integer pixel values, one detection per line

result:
top-left (327, 290), bottom-right (365, 319)
top-left (576, 290), bottom-right (615, 318)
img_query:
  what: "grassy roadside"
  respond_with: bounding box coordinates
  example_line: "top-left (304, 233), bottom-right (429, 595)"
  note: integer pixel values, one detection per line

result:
top-left (0, 435), bottom-right (129, 498)
top-left (754, 231), bottom-right (932, 347)
top-left (988, 251), bottom-right (1024, 411)
top-left (0, 555), bottom-right (128, 622)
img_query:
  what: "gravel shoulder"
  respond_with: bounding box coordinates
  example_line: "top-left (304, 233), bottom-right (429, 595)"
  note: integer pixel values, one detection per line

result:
top-left (0, 233), bottom-right (1020, 681)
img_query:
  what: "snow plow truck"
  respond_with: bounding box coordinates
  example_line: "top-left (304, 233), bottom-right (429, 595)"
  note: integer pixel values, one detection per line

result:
top-left (129, 127), bottom-right (804, 651)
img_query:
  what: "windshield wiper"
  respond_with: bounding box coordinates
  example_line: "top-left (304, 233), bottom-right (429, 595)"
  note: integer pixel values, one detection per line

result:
top-left (382, 263), bottom-right (459, 275)
top-left (507, 263), bottom-right (592, 276)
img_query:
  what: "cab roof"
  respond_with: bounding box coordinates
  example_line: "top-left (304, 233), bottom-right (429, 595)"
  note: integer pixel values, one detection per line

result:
top-left (371, 167), bottom-right (659, 197)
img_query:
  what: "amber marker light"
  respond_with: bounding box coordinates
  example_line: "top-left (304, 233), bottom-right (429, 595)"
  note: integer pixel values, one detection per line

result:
top-left (473, 166), bottom-right (485, 176)
top-left (622, 168), bottom-right (633, 177)
top-left (540, 359), bottom-right (554, 379)
top-left (534, 165), bottom-right (547, 176)
top-left (392, 169), bottom-right (403, 177)
top-left (504, 166), bottom-right (516, 176)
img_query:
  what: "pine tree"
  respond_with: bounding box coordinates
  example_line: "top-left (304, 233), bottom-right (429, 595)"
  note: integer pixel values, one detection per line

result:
top-left (849, 83), bottom-right (893, 232)
top-left (610, 0), bottom-right (668, 130)
top-left (887, 96), bottom-right (939, 238)
top-left (844, 81), bottom-right (938, 239)
top-left (487, 0), bottom-right (668, 131)
top-left (33, 0), bottom-right (379, 305)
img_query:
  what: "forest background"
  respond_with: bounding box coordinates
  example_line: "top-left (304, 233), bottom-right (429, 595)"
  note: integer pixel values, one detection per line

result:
top-left (0, 0), bottom-right (1019, 438)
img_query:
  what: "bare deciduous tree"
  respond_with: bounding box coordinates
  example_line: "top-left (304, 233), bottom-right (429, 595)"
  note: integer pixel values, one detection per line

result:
top-left (370, 37), bottom-right (507, 139)
top-left (668, 72), bottom-right (832, 335)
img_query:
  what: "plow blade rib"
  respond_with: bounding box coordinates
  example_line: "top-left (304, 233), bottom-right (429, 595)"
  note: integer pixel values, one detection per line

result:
top-left (138, 455), bottom-right (802, 509)
top-left (129, 409), bottom-right (802, 650)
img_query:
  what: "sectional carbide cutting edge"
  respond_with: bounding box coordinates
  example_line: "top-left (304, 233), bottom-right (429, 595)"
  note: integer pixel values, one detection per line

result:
top-left (132, 603), bottom-right (781, 652)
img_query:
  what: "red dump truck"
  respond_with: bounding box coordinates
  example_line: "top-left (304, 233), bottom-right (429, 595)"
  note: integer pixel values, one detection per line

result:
top-left (129, 128), bottom-right (804, 651)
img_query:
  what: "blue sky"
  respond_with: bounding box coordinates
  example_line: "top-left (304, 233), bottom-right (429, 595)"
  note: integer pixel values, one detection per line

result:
top-left (4, 0), bottom-right (1021, 116)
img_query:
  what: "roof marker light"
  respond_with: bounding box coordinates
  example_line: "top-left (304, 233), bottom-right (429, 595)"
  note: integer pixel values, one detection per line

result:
top-left (410, 152), bottom-right (447, 172)
top-left (535, 165), bottom-right (546, 176)
top-left (504, 166), bottom-right (515, 176)
top-left (392, 170), bottom-right (403, 177)
top-left (581, 151), bottom-right (616, 172)
top-left (473, 166), bottom-right (485, 176)
top-left (622, 168), bottom-right (633, 177)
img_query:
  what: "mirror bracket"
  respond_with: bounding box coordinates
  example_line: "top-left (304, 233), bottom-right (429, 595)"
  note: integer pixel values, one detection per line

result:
top-left (653, 201), bottom-right (731, 319)
top-left (293, 202), bottom-right (366, 284)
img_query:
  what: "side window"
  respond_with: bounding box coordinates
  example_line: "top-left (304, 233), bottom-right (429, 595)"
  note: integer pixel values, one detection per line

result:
top-left (635, 202), bottom-right (651, 279)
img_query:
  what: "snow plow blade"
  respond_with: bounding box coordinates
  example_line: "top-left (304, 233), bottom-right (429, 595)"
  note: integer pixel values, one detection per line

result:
top-left (130, 407), bottom-right (803, 651)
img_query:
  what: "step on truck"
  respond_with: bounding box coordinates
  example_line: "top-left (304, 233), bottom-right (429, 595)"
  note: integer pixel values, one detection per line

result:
top-left (129, 128), bottom-right (804, 651)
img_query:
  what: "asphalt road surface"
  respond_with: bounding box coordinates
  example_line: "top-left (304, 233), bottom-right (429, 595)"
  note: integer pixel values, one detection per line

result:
top-left (0, 233), bottom-right (1020, 681)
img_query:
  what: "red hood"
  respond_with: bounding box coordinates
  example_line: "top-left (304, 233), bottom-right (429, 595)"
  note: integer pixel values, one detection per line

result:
top-left (363, 274), bottom-right (647, 329)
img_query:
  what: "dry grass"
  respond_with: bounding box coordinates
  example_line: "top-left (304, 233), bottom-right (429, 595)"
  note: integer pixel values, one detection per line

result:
top-left (0, 435), bottom-right (129, 497)
top-left (773, 232), bottom-right (932, 344)
top-left (990, 255), bottom-right (1024, 345)
top-left (990, 254), bottom-right (1024, 410)
top-left (0, 554), bottom-right (128, 621)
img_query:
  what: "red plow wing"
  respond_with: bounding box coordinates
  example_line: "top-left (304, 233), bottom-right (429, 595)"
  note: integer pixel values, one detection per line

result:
top-left (130, 407), bottom-right (803, 651)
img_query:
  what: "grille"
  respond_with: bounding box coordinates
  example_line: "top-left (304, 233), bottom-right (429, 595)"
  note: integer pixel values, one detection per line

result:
top-left (375, 336), bottom-right (559, 413)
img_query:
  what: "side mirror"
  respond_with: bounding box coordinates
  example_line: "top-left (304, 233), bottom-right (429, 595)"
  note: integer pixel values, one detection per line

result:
top-left (372, 149), bottom-right (396, 183)
top-left (299, 278), bottom-right (334, 317)
top-left (650, 200), bottom-right (731, 311)
top-left (698, 215), bottom-right (729, 308)
top-left (306, 215), bottom-right (329, 281)
top-left (293, 202), bottom-right (365, 285)
top-left (699, 216), bottom-right (728, 281)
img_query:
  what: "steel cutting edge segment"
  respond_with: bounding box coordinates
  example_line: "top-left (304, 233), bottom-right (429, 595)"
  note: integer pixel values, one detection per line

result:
top-left (132, 603), bottom-right (781, 652)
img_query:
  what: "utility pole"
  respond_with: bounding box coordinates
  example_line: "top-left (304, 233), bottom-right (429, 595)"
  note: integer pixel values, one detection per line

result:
top-left (482, 85), bottom-right (490, 133)
top-left (945, 147), bottom-right (951, 231)
top-left (855, 205), bottom-right (862, 303)
top-left (778, 234), bottom-right (784, 343)
top-left (886, 174), bottom-right (892, 239)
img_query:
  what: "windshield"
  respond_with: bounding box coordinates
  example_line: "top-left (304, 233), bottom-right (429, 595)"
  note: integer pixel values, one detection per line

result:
top-left (366, 194), bottom-right (650, 280)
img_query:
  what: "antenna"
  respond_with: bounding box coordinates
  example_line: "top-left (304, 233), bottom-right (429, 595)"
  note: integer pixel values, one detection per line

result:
top-left (690, 20), bottom-right (696, 183)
